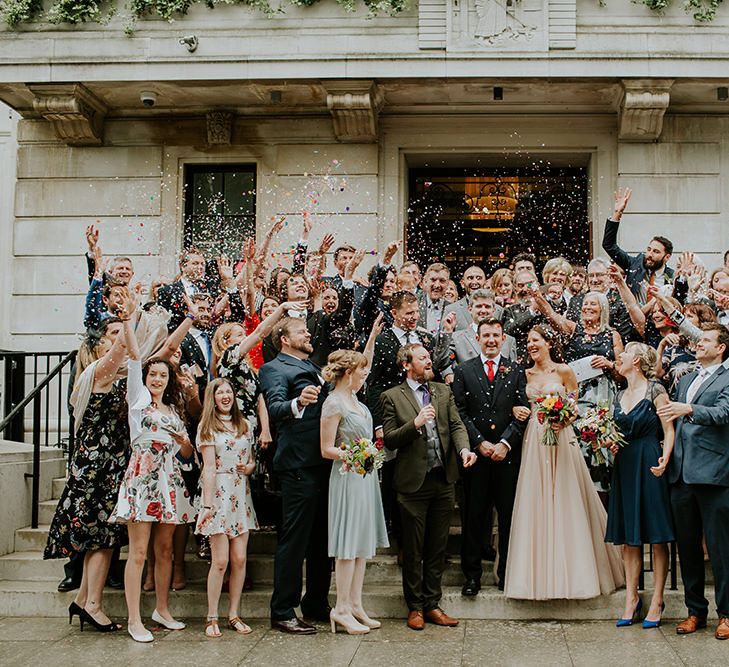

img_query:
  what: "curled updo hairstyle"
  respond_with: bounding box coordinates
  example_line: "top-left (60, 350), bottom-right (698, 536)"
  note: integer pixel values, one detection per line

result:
top-left (527, 325), bottom-right (564, 365)
top-left (625, 342), bottom-right (658, 379)
top-left (322, 349), bottom-right (368, 384)
top-left (75, 316), bottom-right (123, 382)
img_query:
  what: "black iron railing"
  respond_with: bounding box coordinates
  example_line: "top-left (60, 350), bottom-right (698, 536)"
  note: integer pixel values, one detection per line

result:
top-left (0, 350), bottom-right (77, 528)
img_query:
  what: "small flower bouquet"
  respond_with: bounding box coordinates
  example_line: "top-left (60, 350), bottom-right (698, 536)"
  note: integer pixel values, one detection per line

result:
top-left (339, 437), bottom-right (386, 477)
top-left (535, 392), bottom-right (578, 446)
top-left (576, 403), bottom-right (627, 466)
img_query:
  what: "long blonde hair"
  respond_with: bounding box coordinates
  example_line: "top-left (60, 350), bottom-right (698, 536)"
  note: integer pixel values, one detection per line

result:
top-left (197, 378), bottom-right (249, 443)
top-left (211, 322), bottom-right (246, 378)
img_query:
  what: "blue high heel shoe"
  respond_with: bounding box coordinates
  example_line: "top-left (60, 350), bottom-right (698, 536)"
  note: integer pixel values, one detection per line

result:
top-left (616, 599), bottom-right (643, 627)
top-left (642, 602), bottom-right (665, 629)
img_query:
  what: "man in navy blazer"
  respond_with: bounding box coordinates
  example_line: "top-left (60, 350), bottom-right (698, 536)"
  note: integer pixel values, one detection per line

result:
top-left (259, 317), bottom-right (331, 635)
top-left (658, 323), bottom-right (729, 639)
top-left (601, 187), bottom-right (674, 303)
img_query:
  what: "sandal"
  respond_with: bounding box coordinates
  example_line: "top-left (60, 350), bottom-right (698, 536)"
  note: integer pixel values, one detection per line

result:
top-left (205, 617), bottom-right (221, 638)
top-left (228, 616), bottom-right (252, 635)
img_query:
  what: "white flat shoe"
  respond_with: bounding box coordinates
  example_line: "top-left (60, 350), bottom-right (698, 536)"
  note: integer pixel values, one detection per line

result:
top-left (152, 609), bottom-right (186, 630)
top-left (128, 625), bottom-right (154, 643)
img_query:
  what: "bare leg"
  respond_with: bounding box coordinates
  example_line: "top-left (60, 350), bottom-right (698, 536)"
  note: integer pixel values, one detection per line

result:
top-left (228, 533), bottom-right (249, 620)
top-left (125, 522), bottom-right (153, 635)
top-left (621, 545), bottom-right (642, 620)
top-left (350, 557), bottom-right (379, 628)
top-left (205, 533), bottom-right (228, 637)
top-left (333, 558), bottom-right (355, 614)
top-left (228, 534), bottom-right (251, 633)
top-left (152, 523), bottom-right (178, 622)
top-left (647, 543), bottom-right (669, 622)
top-left (172, 525), bottom-right (188, 589)
top-left (83, 549), bottom-right (115, 625)
top-left (74, 556), bottom-right (89, 608)
top-left (143, 541), bottom-right (155, 591)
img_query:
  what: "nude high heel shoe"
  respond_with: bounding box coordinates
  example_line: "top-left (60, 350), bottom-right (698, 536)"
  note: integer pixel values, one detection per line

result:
top-left (329, 610), bottom-right (370, 635)
top-left (351, 607), bottom-right (381, 629)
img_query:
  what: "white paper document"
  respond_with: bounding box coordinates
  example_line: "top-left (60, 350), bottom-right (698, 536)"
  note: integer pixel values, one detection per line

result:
top-left (568, 356), bottom-right (604, 383)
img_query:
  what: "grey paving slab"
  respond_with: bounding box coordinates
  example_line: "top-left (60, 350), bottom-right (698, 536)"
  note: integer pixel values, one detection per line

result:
top-left (238, 628), bottom-right (361, 667)
top-left (462, 635), bottom-right (573, 667)
top-left (360, 619), bottom-right (466, 641)
top-left (561, 619), bottom-right (667, 643)
top-left (351, 639), bottom-right (463, 667)
top-left (0, 616), bottom-right (74, 641)
top-left (0, 641), bottom-right (48, 667)
top-left (566, 638), bottom-right (684, 667)
top-left (660, 625), bottom-right (729, 667)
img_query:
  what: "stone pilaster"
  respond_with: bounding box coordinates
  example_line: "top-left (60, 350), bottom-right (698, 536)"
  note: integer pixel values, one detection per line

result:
top-left (29, 83), bottom-right (107, 146)
top-left (618, 79), bottom-right (674, 142)
top-left (322, 81), bottom-right (384, 143)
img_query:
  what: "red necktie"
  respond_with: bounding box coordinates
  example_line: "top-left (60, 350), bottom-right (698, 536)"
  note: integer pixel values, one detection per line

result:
top-left (486, 360), bottom-right (495, 382)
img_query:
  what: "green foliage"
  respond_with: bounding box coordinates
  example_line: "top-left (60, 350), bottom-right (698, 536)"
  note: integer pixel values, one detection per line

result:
top-left (2, 0), bottom-right (407, 29)
top-left (636, 0), bottom-right (723, 21)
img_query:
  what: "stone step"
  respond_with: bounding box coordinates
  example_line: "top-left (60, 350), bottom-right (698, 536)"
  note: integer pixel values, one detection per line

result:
top-left (0, 578), bottom-right (700, 620)
top-left (52, 477), bottom-right (66, 500)
top-left (0, 551), bottom-right (494, 588)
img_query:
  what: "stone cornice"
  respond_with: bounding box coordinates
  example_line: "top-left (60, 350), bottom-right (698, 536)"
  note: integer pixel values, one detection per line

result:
top-left (323, 80), bottom-right (384, 143)
top-left (618, 79), bottom-right (674, 142)
top-left (29, 83), bottom-right (107, 146)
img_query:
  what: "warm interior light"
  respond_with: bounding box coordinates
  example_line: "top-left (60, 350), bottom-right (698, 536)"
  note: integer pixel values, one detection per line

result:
top-left (472, 227), bottom-right (512, 233)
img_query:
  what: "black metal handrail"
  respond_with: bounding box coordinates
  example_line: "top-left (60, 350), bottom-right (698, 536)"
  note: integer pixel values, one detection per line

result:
top-left (0, 350), bottom-right (77, 528)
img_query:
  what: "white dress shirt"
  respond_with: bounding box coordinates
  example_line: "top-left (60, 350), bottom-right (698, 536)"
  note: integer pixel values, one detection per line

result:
top-left (685, 363), bottom-right (721, 404)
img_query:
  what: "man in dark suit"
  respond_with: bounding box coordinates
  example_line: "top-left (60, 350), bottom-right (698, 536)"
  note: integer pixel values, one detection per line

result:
top-left (158, 247), bottom-right (220, 331)
top-left (417, 262), bottom-right (451, 335)
top-left (602, 187), bottom-right (674, 304)
top-left (452, 317), bottom-right (528, 594)
top-left (381, 343), bottom-right (476, 631)
top-left (178, 293), bottom-right (214, 401)
top-left (259, 317), bottom-right (331, 635)
top-left (502, 269), bottom-right (543, 362)
top-left (659, 323), bottom-right (729, 639)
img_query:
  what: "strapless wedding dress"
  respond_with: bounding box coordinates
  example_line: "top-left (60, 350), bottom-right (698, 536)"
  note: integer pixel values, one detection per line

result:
top-left (503, 382), bottom-right (625, 600)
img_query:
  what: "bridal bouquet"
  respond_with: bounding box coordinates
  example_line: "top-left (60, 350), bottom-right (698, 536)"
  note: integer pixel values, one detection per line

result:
top-left (338, 437), bottom-right (385, 477)
top-left (534, 392), bottom-right (578, 446)
top-left (576, 403), bottom-right (627, 466)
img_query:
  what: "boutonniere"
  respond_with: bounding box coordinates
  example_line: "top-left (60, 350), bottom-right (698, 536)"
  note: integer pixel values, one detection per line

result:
top-left (498, 364), bottom-right (511, 377)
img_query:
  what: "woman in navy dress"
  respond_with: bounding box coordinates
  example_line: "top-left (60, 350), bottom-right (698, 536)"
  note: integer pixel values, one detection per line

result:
top-left (606, 342), bottom-right (675, 629)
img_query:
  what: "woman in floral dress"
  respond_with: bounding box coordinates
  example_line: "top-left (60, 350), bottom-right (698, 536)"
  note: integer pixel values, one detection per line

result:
top-left (110, 318), bottom-right (195, 643)
top-left (44, 316), bottom-right (129, 632)
top-left (195, 378), bottom-right (258, 637)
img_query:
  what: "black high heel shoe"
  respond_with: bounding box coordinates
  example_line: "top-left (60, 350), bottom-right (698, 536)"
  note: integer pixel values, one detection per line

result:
top-left (68, 601), bottom-right (83, 625)
top-left (78, 607), bottom-right (121, 633)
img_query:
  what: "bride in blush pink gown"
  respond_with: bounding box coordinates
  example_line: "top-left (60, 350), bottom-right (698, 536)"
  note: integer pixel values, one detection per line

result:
top-left (504, 326), bottom-right (624, 600)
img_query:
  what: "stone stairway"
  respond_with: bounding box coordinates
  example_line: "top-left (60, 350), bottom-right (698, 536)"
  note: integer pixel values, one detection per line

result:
top-left (0, 476), bottom-right (711, 620)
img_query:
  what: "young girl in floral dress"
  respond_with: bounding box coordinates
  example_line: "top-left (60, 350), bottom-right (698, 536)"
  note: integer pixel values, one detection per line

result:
top-left (110, 318), bottom-right (196, 643)
top-left (195, 378), bottom-right (258, 638)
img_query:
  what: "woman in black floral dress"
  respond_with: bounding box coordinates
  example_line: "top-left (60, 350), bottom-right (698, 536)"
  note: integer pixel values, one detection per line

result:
top-left (44, 316), bottom-right (130, 632)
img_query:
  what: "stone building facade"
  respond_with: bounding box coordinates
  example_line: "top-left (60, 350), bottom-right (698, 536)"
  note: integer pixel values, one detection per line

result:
top-left (0, 0), bottom-right (728, 351)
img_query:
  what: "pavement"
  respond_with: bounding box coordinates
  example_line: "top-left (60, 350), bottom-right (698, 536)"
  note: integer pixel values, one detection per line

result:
top-left (0, 616), bottom-right (726, 667)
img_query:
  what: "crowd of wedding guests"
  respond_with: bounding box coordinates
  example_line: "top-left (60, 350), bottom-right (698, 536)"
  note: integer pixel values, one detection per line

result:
top-left (45, 188), bottom-right (729, 643)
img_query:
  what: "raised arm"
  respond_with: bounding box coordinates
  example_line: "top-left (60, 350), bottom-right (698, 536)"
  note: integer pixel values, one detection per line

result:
top-left (601, 187), bottom-right (633, 270)
top-left (237, 301), bottom-right (305, 358)
top-left (255, 216), bottom-right (285, 277)
top-left (93, 325), bottom-right (128, 391)
top-left (610, 263), bottom-right (645, 336)
top-left (156, 297), bottom-right (195, 361)
top-left (531, 287), bottom-right (575, 336)
top-left (363, 312), bottom-right (385, 368)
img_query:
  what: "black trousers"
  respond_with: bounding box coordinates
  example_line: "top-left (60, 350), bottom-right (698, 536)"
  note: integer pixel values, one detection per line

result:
top-left (270, 465), bottom-right (332, 620)
top-left (398, 469), bottom-right (455, 612)
top-left (670, 479), bottom-right (729, 617)
top-left (381, 458), bottom-right (402, 544)
top-left (461, 459), bottom-right (517, 585)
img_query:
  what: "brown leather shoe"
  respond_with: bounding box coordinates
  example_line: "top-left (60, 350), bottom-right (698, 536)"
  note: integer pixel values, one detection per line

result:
top-left (676, 615), bottom-right (707, 635)
top-left (715, 617), bottom-right (729, 640)
top-left (424, 608), bottom-right (459, 627)
top-left (407, 611), bottom-right (424, 631)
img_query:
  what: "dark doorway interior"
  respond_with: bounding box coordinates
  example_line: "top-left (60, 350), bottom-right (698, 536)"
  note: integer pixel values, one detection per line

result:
top-left (407, 166), bottom-right (590, 280)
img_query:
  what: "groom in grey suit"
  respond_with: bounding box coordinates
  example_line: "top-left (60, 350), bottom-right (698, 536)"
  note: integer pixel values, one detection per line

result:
top-left (448, 290), bottom-right (516, 370)
top-left (659, 323), bottom-right (729, 640)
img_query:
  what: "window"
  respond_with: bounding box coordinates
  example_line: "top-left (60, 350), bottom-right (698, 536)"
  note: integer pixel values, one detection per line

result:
top-left (183, 164), bottom-right (256, 255)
